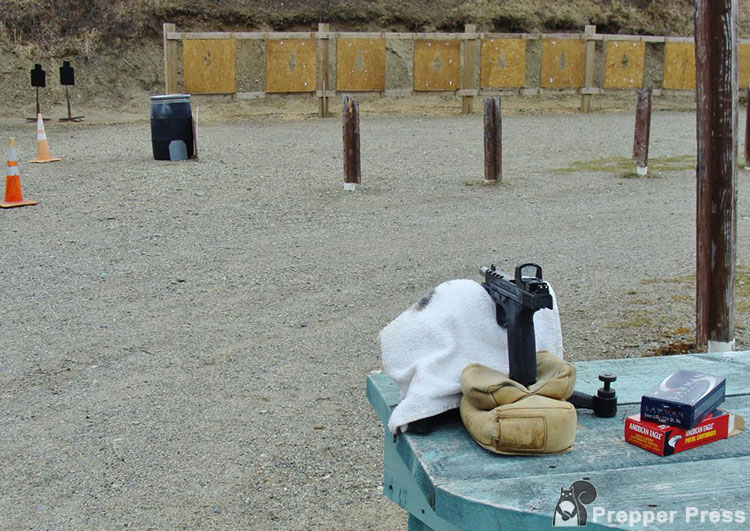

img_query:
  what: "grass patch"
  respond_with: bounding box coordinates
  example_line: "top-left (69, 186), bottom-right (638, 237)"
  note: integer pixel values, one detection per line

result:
top-left (649, 155), bottom-right (696, 172)
top-left (641, 273), bottom-right (695, 286)
top-left (737, 267), bottom-right (750, 312)
top-left (617, 267), bottom-right (750, 356)
top-left (553, 157), bottom-right (633, 174)
top-left (554, 155), bottom-right (696, 177)
top-left (614, 310), bottom-right (654, 329)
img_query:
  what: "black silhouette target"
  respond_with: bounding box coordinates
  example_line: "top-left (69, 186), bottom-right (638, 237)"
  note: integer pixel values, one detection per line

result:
top-left (30, 64), bottom-right (46, 88)
top-left (26, 64), bottom-right (47, 121)
top-left (59, 60), bottom-right (84, 122)
top-left (60, 61), bottom-right (75, 86)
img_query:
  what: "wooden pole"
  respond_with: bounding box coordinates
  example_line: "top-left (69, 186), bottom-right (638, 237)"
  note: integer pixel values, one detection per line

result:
top-left (580, 25), bottom-right (596, 113)
top-left (318, 23), bottom-right (330, 118)
top-left (342, 95), bottom-right (361, 190)
top-left (695, 0), bottom-right (738, 352)
top-left (632, 87), bottom-right (652, 176)
top-left (163, 23), bottom-right (178, 94)
top-left (745, 84), bottom-right (750, 169)
top-left (461, 24), bottom-right (477, 115)
top-left (483, 97), bottom-right (502, 183)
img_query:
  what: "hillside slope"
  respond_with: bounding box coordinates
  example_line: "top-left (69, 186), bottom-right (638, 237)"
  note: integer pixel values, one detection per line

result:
top-left (1, 0), bottom-right (749, 117)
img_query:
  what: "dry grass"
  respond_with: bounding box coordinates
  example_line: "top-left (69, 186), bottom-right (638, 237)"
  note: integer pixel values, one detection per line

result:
top-left (1, 0), bottom-right (156, 56)
top-left (4, 0), bottom-right (750, 58)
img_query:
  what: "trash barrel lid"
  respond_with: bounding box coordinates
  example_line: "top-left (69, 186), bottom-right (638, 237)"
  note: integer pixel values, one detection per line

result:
top-left (150, 94), bottom-right (191, 104)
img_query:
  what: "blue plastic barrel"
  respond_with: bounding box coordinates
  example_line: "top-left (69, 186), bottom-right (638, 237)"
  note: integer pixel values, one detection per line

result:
top-left (150, 94), bottom-right (194, 160)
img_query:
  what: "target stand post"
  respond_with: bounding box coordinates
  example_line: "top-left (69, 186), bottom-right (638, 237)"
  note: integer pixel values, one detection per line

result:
top-left (59, 61), bottom-right (84, 122)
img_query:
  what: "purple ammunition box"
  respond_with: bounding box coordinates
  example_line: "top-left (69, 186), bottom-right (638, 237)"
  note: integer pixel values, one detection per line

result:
top-left (640, 370), bottom-right (726, 429)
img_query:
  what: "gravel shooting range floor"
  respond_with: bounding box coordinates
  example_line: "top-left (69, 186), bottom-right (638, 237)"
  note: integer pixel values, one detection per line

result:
top-left (2, 104), bottom-right (750, 529)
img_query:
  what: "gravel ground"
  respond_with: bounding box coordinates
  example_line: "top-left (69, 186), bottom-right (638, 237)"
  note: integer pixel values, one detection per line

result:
top-left (1, 109), bottom-right (749, 530)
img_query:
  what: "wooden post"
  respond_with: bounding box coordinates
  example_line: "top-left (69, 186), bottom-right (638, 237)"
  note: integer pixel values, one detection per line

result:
top-left (461, 24), bottom-right (477, 115)
top-left (342, 95), bottom-right (361, 190)
top-left (580, 25), bottom-right (596, 113)
top-left (745, 84), bottom-right (750, 169)
top-left (632, 87), bottom-right (652, 176)
top-left (318, 23), bottom-right (331, 118)
top-left (483, 97), bottom-right (502, 183)
top-left (695, 0), bottom-right (738, 352)
top-left (163, 23), bottom-right (178, 94)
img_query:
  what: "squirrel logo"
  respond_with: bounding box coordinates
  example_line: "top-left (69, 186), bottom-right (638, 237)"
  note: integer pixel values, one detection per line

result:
top-left (553, 480), bottom-right (597, 527)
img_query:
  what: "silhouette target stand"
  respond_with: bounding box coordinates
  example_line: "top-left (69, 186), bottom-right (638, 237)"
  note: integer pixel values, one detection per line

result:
top-left (59, 61), bottom-right (84, 122)
top-left (27, 64), bottom-right (50, 123)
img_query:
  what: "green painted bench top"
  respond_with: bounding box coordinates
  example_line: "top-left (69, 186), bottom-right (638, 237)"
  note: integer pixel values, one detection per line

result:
top-left (366, 351), bottom-right (750, 530)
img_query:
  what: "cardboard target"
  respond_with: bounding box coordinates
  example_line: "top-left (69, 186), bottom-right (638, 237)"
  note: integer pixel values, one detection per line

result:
top-left (183, 38), bottom-right (237, 94)
top-left (265, 38), bottom-right (317, 93)
top-left (413, 39), bottom-right (460, 91)
top-left (662, 41), bottom-right (695, 90)
top-left (336, 38), bottom-right (386, 92)
top-left (540, 39), bottom-right (584, 88)
top-left (603, 40), bottom-right (645, 89)
top-left (480, 38), bottom-right (527, 89)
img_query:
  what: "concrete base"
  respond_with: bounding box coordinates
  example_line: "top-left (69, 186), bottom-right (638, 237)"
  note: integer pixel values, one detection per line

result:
top-left (343, 182), bottom-right (356, 191)
top-left (708, 339), bottom-right (735, 353)
top-left (636, 165), bottom-right (648, 177)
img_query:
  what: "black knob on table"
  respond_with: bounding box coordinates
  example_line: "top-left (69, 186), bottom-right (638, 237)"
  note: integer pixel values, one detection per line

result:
top-left (598, 374), bottom-right (617, 398)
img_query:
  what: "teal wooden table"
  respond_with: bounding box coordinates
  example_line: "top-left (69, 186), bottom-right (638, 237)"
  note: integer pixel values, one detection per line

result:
top-left (366, 351), bottom-right (750, 530)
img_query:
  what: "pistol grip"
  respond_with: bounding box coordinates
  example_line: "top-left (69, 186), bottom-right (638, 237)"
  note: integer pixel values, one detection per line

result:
top-left (506, 317), bottom-right (537, 387)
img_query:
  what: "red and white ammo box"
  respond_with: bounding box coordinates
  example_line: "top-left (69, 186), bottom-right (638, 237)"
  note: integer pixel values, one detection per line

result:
top-left (625, 410), bottom-right (744, 456)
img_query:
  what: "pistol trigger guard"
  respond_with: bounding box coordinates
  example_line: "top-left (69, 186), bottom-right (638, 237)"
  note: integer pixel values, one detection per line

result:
top-left (495, 305), bottom-right (507, 327)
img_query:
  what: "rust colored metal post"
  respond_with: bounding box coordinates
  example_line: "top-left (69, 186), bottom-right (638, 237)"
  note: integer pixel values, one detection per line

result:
top-left (483, 97), bottom-right (502, 183)
top-left (745, 84), bottom-right (750, 169)
top-left (342, 95), bottom-right (361, 191)
top-left (632, 88), bottom-right (652, 176)
top-left (695, 0), bottom-right (738, 351)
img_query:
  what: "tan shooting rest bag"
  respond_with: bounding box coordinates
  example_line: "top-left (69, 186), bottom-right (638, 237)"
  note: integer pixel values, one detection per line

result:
top-left (460, 350), bottom-right (578, 455)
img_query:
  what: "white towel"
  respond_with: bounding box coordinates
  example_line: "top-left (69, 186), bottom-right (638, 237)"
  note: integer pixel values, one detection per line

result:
top-left (379, 278), bottom-right (563, 434)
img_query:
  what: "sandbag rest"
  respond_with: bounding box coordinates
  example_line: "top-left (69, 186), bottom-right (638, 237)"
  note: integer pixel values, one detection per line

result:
top-left (460, 350), bottom-right (578, 455)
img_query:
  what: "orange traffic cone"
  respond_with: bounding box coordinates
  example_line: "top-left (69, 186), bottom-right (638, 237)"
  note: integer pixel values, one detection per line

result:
top-left (29, 113), bottom-right (60, 163)
top-left (1, 138), bottom-right (37, 208)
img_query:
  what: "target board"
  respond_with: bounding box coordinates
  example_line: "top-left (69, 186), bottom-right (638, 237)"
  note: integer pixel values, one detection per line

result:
top-left (265, 38), bottom-right (317, 93)
top-left (480, 38), bottom-right (526, 89)
top-left (336, 38), bottom-right (386, 91)
top-left (413, 39), bottom-right (460, 91)
top-left (603, 40), bottom-right (645, 89)
top-left (540, 39), bottom-right (584, 88)
top-left (662, 41), bottom-right (695, 90)
top-left (183, 38), bottom-right (237, 94)
top-left (739, 43), bottom-right (750, 90)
